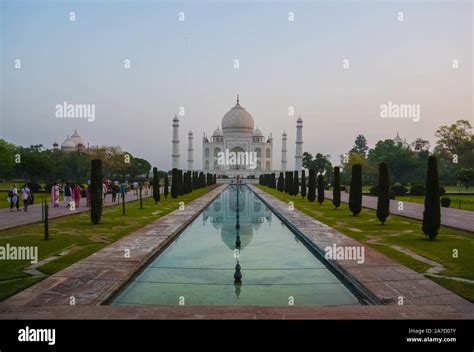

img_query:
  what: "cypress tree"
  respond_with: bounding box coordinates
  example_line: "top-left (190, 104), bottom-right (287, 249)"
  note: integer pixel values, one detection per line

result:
top-left (376, 162), bottom-right (390, 225)
top-left (293, 171), bottom-right (299, 196)
top-left (332, 166), bottom-right (341, 209)
top-left (422, 156), bottom-right (441, 240)
top-left (171, 168), bottom-right (178, 198)
top-left (349, 164), bottom-right (362, 216)
top-left (308, 169), bottom-right (316, 202)
top-left (152, 167), bottom-right (160, 204)
top-left (284, 172), bottom-right (289, 193)
top-left (287, 172), bottom-right (294, 195)
top-left (277, 172), bottom-right (284, 192)
top-left (183, 171), bottom-right (189, 194)
top-left (187, 172), bottom-right (192, 193)
top-left (164, 173), bottom-right (169, 198)
top-left (317, 174), bottom-right (324, 205)
top-left (301, 170), bottom-right (307, 198)
top-left (90, 159), bottom-right (103, 224)
top-left (271, 173), bottom-right (276, 189)
top-left (178, 170), bottom-right (183, 195)
top-left (199, 172), bottom-right (205, 188)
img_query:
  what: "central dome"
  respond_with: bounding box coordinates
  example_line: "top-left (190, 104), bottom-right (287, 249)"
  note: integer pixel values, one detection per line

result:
top-left (221, 96), bottom-right (255, 134)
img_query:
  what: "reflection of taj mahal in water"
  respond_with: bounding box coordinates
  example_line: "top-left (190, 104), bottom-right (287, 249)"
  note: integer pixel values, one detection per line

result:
top-left (202, 186), bottom-right (272, 250)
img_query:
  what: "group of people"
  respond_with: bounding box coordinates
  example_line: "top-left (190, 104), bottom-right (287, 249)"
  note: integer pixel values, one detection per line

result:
top-left (7, 178), bottom-right (150, 213)
top-left (7, 184), bottom-right (32, 212)
top-left (51, 182), bottom-right (85, 208)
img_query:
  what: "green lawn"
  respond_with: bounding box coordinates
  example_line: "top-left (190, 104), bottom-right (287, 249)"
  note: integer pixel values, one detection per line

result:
top-left (0, 187), bottom-right (213, 301)
top-left (257, 185), bottom-right (474, 302)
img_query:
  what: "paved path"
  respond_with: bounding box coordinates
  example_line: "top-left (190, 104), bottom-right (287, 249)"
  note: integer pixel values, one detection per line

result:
top-left (0, 191), bottom-right (152, 231)
top-left (324, 191), bottom-right (474, 233)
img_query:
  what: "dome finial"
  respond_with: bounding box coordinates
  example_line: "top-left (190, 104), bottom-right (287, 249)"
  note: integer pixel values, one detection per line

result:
top-left (237, 94), bottom-right (239, 105)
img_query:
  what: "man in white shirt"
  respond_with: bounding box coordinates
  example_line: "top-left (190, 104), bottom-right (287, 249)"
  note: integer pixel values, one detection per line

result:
top-left (21, 185), bottom-right (31, 212)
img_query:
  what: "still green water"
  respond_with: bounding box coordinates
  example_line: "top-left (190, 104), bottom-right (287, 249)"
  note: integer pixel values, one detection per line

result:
top-left (111, 186), bottom-right (360, 306)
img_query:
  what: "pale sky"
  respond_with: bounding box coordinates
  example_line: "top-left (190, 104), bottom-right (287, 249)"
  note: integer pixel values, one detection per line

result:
top-left (1, 0), bottom-right (472, 170)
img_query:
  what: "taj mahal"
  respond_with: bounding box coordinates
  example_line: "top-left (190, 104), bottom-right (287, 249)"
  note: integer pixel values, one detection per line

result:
top-left (171, 96), bottom-right (304, 177)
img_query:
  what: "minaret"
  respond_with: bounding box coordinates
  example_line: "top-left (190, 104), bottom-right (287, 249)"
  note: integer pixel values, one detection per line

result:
top-left (281, 131), bottom-right (287, 171)
top-left (187, 130), bottom-right (194, 171)
top-left (295, 116), bottom-right (303, 173)
top-left (172, 115), bottom-right (180, 169)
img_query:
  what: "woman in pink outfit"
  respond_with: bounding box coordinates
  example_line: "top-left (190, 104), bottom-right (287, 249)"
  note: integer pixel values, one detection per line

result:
top-left (51, 182), bottom-right (60, 207)
top-left (73, 184), bottom-right (82, 208)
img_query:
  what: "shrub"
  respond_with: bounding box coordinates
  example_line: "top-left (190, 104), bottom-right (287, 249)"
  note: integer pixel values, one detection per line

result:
top-left (440, 197), bottom-right (451, 208)
top-left (332, 167), bottom-right (341, 209)
top-left (349, 164), bottom-right (362, 216)
top-left (90, 159), bottom-right (102, 224)
top-left (293, 171), bottom-right (299, 196)
top-left (410, 184), bottom-right (425, 196)
top-left (376, 162), bottom-right (390, 225)
top-left (422, 156), bottom-right (441, 241)
top-left (153, 167), bottom-right (160, 204)
top-left (439, 186), bottom-right (446, 196)
top-left (369, 185), bottom-right (379, 196)
top-left (317, 174), bottom-right (324, 205)
top-left (391, 183), bottom-right (408, 196)
top-left (164, 175), bottom-right (169, 198)
top-left (307, 169), bottom-right (316, 202)
top-left (26, 181), bottom-right (42, 193)
top-left (300, 170), bottom-right (306, 198)
top-left (277, 172), bottom-right (284, 192)
top-left (171, 168), bottom-right (178, 198)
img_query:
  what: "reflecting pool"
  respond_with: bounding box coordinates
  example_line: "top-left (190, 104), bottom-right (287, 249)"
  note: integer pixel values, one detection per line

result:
top-left (111, 185), bottom-right (360, 306)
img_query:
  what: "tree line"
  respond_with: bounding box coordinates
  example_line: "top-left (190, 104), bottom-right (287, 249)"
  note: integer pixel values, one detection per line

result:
top-left (0, 140), bottom-right (152, 183)
top-left (302, 120), bottom-right (474, 189)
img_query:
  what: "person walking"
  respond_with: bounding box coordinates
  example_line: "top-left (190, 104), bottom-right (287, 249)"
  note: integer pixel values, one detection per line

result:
top-left (20, 184), bottom-right (31, 212)
top-left (64, 182), bottom-right (72, 207)
top-left (120, 182), bottom-right (125, 202)
top-left (102, 182), bottom-right (108, 204)
top-left (111, 184), bottom-right (118, 203)
top-left (73, 184), bottom-right (81, 208)
top-left (8, 184), bottom-right (20, 212)
top-left (51, 182), bottom-right (60, 207)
